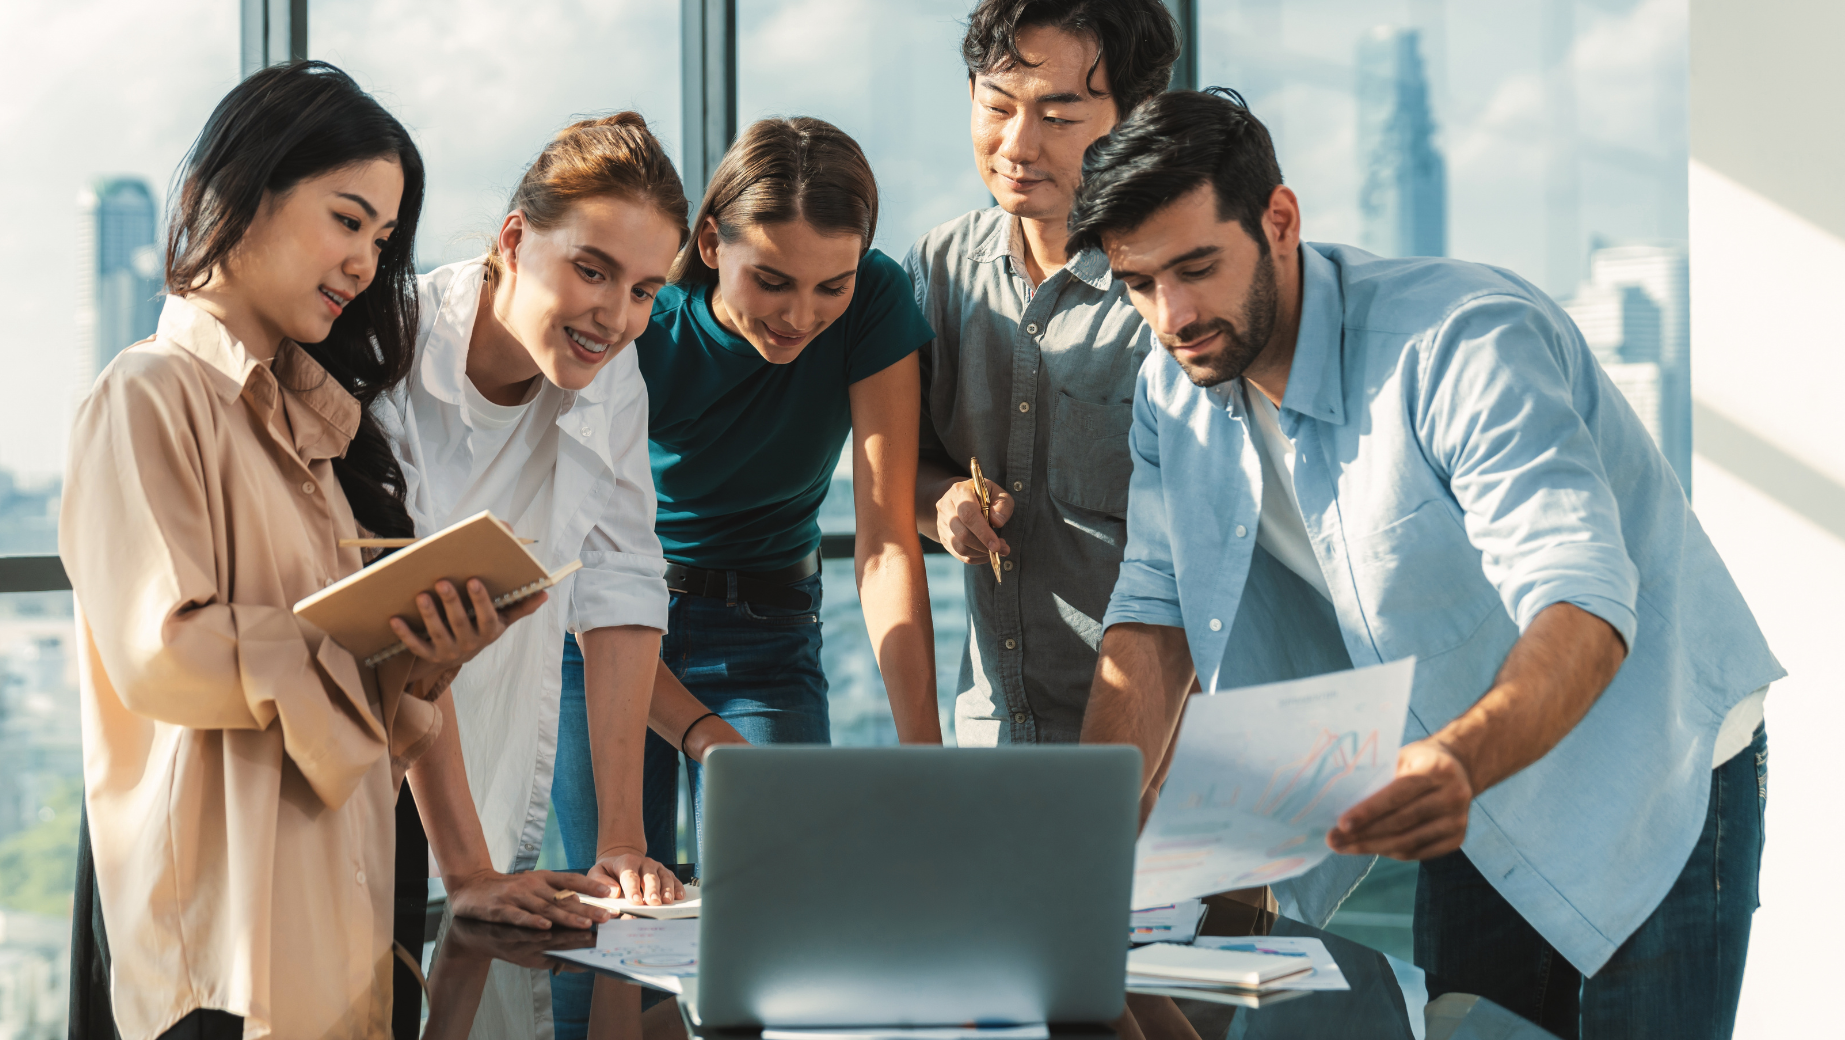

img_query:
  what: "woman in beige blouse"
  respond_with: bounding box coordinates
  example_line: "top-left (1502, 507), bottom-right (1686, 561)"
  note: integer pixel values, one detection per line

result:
top-left (58, 62), bottom-right (600, 1040)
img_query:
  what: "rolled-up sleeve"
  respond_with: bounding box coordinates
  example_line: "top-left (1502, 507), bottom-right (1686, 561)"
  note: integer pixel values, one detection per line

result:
top-left (1103, 361), bottom-right (1187, 631)
top-left (1417, 295), bottom-right (1640, 649)
top-left (570, 369), bottom-right (669, 633)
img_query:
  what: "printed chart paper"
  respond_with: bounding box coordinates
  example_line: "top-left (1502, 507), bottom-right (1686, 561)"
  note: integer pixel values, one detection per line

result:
top-left (1128, 898), bottom-right (1207, 945)
top-left (1132, 658), bottom-right (1415, 908)
top-left (547, 918), bottom-right (698, 994)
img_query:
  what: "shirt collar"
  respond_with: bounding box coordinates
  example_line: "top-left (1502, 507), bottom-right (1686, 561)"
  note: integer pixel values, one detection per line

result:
top-left (419, 258), bottom-right (486, 408)
top-left (271, 340), bottom-right (361, 460)
top-left (1281, 243), bottom-right (1348, 426)
top-left (966, 206), bottom-right (1014, 265)
top-left (687, 281), bottom-right (768, 364)
top-left (1066, 246), bottom-right (1112, 291)
top-left (156, 294), bottom-right (261, 403)
top-left (966, 208), bottom-right (1113, 292)
top-left (154, 295), bottom-right (358, 459)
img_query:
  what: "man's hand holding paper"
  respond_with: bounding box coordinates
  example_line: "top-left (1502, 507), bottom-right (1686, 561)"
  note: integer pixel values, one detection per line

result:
top-left (1130, 659), bottom-right (1415, 909)
top-left (1326, 737), bottom-right (1475, 861)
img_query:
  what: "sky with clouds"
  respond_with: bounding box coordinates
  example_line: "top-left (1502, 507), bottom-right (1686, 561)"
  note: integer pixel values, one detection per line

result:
top-left (0, 0), bottom-right (1684, 479)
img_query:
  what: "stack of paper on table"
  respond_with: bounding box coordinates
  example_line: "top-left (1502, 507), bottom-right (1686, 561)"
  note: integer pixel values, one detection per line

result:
top-left (1191, 936), bottom-right (1350, 991)
top-left (1125, 941), bottom-right (1332, 1008)
top-left (293, 509), bottom-right (580, 666)
top-left (1127, 942), bottom-right (1315, 988)
top-left (547, 918), bottom-right (698, 994)
top-left (576, 894), bottom-right (701, 919)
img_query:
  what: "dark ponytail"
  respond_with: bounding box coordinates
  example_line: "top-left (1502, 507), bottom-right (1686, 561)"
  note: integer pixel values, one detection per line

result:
top-left (167, 60), bottom-right (421, 539)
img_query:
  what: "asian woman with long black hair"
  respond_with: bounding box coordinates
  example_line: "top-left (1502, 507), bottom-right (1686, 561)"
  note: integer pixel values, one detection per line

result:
top-left (61, 61), bottom-right (544, 1038)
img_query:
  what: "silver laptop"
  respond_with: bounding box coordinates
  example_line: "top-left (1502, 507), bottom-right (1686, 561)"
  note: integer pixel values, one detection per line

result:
top-left (694, 745), bottom-right (1140, 1029)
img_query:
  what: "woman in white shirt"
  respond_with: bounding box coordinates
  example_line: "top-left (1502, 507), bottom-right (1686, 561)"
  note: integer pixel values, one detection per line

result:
top-left (375, 113), bottom-right (745, 1035)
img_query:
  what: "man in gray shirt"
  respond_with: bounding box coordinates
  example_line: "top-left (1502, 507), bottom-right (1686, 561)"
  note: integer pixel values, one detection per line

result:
top-left (907, 0), bottom-right (1178, 745)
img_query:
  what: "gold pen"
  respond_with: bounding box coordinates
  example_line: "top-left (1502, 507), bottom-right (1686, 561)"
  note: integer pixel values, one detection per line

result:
top-left (968, 456), bottom-right (1003, 584)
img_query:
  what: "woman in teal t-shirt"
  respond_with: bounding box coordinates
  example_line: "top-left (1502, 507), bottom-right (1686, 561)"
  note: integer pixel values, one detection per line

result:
top-left (551, 117), bottom-right (939, 866)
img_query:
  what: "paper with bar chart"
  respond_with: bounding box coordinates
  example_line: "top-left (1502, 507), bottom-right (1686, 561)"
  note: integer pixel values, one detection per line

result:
top-left (1131, 658), bottom-right (1416, 909)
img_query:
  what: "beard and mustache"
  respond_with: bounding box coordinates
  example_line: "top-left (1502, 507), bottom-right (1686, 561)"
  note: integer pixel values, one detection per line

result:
top-left (1157, 249), bottom-right (1279, 389)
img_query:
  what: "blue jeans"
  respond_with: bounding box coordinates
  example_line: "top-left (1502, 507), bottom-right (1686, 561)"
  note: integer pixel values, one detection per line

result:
top-left (550, 573), bottom-right (830, 1033)
top-left (642, 571), bottom-right (831, 862)
top-left (1414, 724), bottom-right (1767, 1039)
top-left (553, 632), bottom-right (598, 872)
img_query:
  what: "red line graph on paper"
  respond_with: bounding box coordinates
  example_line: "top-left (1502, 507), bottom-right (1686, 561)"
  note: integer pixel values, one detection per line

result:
top-left (1250, 728), bottom-right (1382, 824)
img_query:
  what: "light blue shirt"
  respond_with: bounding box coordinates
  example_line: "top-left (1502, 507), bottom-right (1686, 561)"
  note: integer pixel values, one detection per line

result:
top-left (1105, 242), bottom-right (1782, 975)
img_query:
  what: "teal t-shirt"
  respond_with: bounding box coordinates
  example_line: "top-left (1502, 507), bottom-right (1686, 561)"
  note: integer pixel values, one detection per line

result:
top-left (637, 249), bottom-right (932, 571)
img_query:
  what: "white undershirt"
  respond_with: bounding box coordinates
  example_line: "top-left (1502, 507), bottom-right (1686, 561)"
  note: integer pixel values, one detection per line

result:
top-left (1237, 380), bottom-right (1764, 767)
top-left (1712, 687), bottom-right (1767, 767)
top-left (1243, 382), bottom-right (1332, 601)
top-left (437, 374), bottom-right (555, 536)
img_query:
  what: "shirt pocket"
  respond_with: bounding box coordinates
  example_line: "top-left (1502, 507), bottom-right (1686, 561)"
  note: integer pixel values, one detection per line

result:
top-left (1347, 499), bottom-right (1503, 659)
top-left (1047, 392), bottom-right (1133, 516)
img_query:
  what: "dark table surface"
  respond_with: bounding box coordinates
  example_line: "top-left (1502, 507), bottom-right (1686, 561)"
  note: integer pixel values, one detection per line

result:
top-left (418, 894), bottom-right (1561, 1040)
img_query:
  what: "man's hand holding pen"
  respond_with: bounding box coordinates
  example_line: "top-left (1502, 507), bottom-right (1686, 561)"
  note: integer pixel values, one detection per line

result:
top-left (933, 475), bottom-right (1015, 567)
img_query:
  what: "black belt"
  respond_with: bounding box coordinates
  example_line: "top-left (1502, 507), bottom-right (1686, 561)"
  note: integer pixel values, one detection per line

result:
top-left (664, 551), bottom-right (820, 611)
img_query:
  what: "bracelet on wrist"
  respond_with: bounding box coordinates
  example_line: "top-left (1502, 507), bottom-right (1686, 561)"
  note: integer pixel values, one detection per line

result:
top-left (680, 711), bottom-right (721, 755)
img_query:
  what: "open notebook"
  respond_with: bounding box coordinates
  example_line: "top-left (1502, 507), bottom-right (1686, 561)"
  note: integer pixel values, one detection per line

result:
top-left (294, 510), bottom-right (580, 667)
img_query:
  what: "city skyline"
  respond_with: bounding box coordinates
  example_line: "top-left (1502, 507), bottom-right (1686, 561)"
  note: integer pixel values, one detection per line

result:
top-left (1563, 241), bottom-right (1692, 484)
top-left (2, 0), bottom-right (1689, 480)
top-left (1356, 26), bottom-right (1447, 258)
top-left (75, 176), bottom-right (164, 395)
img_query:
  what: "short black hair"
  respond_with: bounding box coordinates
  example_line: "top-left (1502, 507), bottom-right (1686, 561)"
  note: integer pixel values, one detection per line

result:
top-left (1067, 88), bottom-right (1284, 256)
top-left (961, 0), bottom-right (1181, 119)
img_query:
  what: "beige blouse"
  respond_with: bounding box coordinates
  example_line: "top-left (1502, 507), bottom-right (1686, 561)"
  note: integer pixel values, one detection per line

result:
top-left (60, 296), bottom-right (443, 1039)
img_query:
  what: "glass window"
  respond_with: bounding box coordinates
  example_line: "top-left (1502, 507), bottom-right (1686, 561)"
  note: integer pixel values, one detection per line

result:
top-left (310, 0), bottom-right (682, 270)
top-left (736, 0), bottom-right (991, 745)
top-left (0, 3), bottom-right (238, 1030)
top-left (1198, 0), bottom-right (1690, 479)
top-left (1, 0), bottom-right (239, 499)
top-left (737, 0), bottom-right (991, 261)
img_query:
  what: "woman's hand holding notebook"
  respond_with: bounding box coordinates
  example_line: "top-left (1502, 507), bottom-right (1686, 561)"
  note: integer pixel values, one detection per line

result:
top-left (294, 510), bottom-right (581, 667)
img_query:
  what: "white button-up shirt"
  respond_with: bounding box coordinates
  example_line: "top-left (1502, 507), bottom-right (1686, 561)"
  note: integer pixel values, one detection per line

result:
top-left (376, 257), bottom-right (668, 875)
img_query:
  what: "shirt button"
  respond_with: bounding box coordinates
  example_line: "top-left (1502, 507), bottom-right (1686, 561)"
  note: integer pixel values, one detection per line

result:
top-left (300, 481), bottom-right (315, 495)
top-left (323, 577), bottom-right (333, 588)
top-left (1002, 560), bottom-right (1014, 571)
top-left (355, 870), bottom-right (366, 885)
top-left (1235, 524), bottom-right (1248, 538)
top-left (1209, 618), bottom-right (1223, 632)
top-left (1018, 401), bottom-right (1030, 413)
top-left (1025, 323), bottom-right (1039, 335)
top-left (1004, 638), bottom-right (1017, 650)
top-left (1012, 481), bottom-right (1023, 492)
top-left (581, 425), bottom-right (592, 437)
top-left (1012, 711), bottom-right (1028, 724)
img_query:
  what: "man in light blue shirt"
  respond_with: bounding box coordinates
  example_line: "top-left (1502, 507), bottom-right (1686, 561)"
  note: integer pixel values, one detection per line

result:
top-left (1071, 89), bottom-right (1780, 1039)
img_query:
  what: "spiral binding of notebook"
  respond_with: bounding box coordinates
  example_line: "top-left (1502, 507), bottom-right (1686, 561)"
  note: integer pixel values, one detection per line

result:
top-left (361, 561), bottom-right (582, 667)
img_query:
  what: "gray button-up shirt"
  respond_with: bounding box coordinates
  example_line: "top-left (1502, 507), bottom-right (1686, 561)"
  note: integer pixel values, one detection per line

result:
top-left (904, 207), bottom-right (1153, 744)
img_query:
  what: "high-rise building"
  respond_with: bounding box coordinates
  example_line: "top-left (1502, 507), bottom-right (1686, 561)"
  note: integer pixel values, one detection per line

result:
top-left (75, 177), bottom-right (162, 392)
top-left (1357, 26), bottom-right (1446, 258)
top-left (1562, 243), bottom-right (1692, 485)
